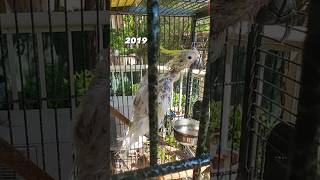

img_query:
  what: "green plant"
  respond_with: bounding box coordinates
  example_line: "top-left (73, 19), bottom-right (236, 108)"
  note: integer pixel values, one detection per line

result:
top-left (205, 101), bottom-right (244, 151)
top-left (112, 82), bottom-right (140, 96)
top-left (45, 63), bottom-right (70, 108)
top-left (196, 18), bottom-right (210, 33)
top-left (123, 82), bottom-right (133, 96)
top-left (158, 147), bottom-right (174, 162)
top-left (111, 15), bottom-right (193, 56)
top-left (165, 133), bottom-right (178, 148)
top-left (172, 92), bottom-right (186, 108)
top-left (111, 15), bottom-right (147, 55)
top-left (21, 63), bottom-right (71, 109)
top-left (228, 105), bottom-right (242, 150)
top-left (74, 69), bottom-right (93, 104)
top-left (158, 134), bottom-right (178, 162)
top-left (131, 83), bottom-right (140, 94)
top-left (206, 101), bottom-right (222, 150)
top-left (22, 64), bottom-right (96, 108)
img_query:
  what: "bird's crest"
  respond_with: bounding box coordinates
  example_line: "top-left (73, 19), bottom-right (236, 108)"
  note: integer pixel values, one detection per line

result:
top-left (160, 46), bottom-right (181, 55)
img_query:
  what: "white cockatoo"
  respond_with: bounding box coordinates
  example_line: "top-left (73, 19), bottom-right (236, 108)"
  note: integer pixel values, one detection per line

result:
top-left (71, 58), bottom-right (108, 180)
top-left (121, 48), bottom-right (202, 151)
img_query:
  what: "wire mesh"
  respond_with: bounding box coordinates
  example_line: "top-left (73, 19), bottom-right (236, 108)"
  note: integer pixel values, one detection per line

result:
top-left (111, 0), bottom-right (208, 16)
top-left (238, 10), bottom-right (308, 179)
top-left (109, 13), bottom-right (199, 177)
top-left (250, 30), bottom-right (304, 180)
top-left (0, 1), bottom-right (109, 179)
top-left (0, 0), bottom-right (315, 180)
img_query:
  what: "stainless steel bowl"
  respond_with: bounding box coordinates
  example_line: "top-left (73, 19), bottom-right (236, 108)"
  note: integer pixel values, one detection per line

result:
top-left (173, 118), bottom-right (199, 146)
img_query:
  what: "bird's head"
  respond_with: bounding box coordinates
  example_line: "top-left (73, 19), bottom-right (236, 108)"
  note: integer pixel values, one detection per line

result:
top-left (162, 47), bottom-right (203, 72)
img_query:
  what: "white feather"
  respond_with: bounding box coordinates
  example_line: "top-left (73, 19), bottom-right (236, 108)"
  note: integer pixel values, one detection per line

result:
top-left (120, 50), bottom-right (201, 154)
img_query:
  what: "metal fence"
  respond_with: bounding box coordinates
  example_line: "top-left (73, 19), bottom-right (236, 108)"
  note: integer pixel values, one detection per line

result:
top-left (237, 21), bottom-right (307, 179)
top-left (0, 1), bottom-right (109, 179)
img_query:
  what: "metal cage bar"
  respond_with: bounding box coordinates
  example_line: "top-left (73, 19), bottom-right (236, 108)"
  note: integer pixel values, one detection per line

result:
top-left (112, 154), bottom-right (210, 179)
top-left (147, 0), bottom-right (160, 166)
top-left (193, 0), bottom-right (215, 178)
top-left (238, 23), bottom-right (263, 180)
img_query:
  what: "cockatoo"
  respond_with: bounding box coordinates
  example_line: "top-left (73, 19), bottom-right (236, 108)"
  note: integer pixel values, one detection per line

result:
top-left (121, 48), bottom-right (202, 152)
top-left (210, 0), bottom-right (297, 62)
top-left (71, 58), bottom-right (108, 180)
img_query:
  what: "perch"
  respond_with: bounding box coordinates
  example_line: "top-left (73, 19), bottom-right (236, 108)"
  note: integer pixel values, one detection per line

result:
top-left (0, 137), bottom-right (54, 180)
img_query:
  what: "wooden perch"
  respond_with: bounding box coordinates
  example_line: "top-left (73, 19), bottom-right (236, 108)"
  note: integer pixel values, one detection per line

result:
top-left (110, 105), bottom-right (131, 126)
top-left (0, 137), bottom-right (54, 180)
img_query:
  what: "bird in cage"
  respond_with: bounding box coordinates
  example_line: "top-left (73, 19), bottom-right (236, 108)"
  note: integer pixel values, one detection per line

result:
top-left (120, 47), bottom-right (203, 153)
top-left (71, 55), bottom-right (108, 180)
top-left (210, 0), bottom-right (297, 62)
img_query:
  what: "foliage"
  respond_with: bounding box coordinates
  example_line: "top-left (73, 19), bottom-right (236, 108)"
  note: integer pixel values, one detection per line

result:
top-left (46, 66), bottom-right (95, 107)
top-left (158, 147), bottom-right (175, 162)
top-left (196, 18), bottom-right (210, 33)
top-left (111, 28), bottom-right (125, 54)
top-left (172, 92), bottom-right (199, 111)
top-left (21, 63), bottom-right (70, 109)
top-left (111, 15), bottom-right (147, 55)
top-left (228, 105), bottom-right (242, 150)
top-left (45, 64), bottom-right (70, 108)
top-left (159, 133), bottom-right (178, 162)
top-left (165, 133), bottom-right (178, 148)
top-left (111, 80), bottom-right (140, 96)
top-left (122, 82), bottom-right (139, 96)
top-left (111, 15), bottom-right (193, 58)
top-left (22, 64), bottom-right (97, 108)
top-left (131, 83), bottom-right (140, 94)
top-left (172, 92), bottom-right (186, 108)
top-left (205, 101), bottom-right (243, 151)
top-left (206, 101), bottom-right (222, 150)
top-left (159, 112), bottom-right (179, 162)
top-left (74, 69), bottom-right (93, 104)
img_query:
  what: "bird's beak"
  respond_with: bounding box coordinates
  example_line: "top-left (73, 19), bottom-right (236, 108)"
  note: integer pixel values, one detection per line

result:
top-left (190, 58), bottom-right (204, 70)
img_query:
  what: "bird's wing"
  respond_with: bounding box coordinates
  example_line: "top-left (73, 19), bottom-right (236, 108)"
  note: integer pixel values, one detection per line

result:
top-left (122, 46), bottom-right (200, 150)
top-left (72, 60), bottom-right (108, 180)
top-left (122, 72), bottom-right (177, 149)
top-left (157, 74), bottom-right (177, 127)
top-left (120, 77), bottom-right (149, 150)
top-left (73, 88), bottom-right (108, 148)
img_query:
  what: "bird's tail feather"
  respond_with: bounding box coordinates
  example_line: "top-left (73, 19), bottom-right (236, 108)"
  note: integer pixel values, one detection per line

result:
top-left (119, 127), bottom-right (134, 159)
top-left (121, 128), bottom-right (132, 150)
top-left (119, 120), bottom-right (147, 160)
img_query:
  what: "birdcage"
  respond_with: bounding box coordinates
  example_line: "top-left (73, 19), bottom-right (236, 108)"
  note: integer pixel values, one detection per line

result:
top-left (0, 0), bottom-right (318, 180)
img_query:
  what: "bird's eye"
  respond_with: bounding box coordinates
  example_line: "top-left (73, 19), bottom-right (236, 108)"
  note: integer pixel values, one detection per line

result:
top-left (188, 56), bottom-right (192, 59)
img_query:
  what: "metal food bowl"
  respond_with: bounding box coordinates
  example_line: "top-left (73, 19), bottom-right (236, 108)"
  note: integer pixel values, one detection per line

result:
top-left (173, 118), bottom-right (199, 146)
